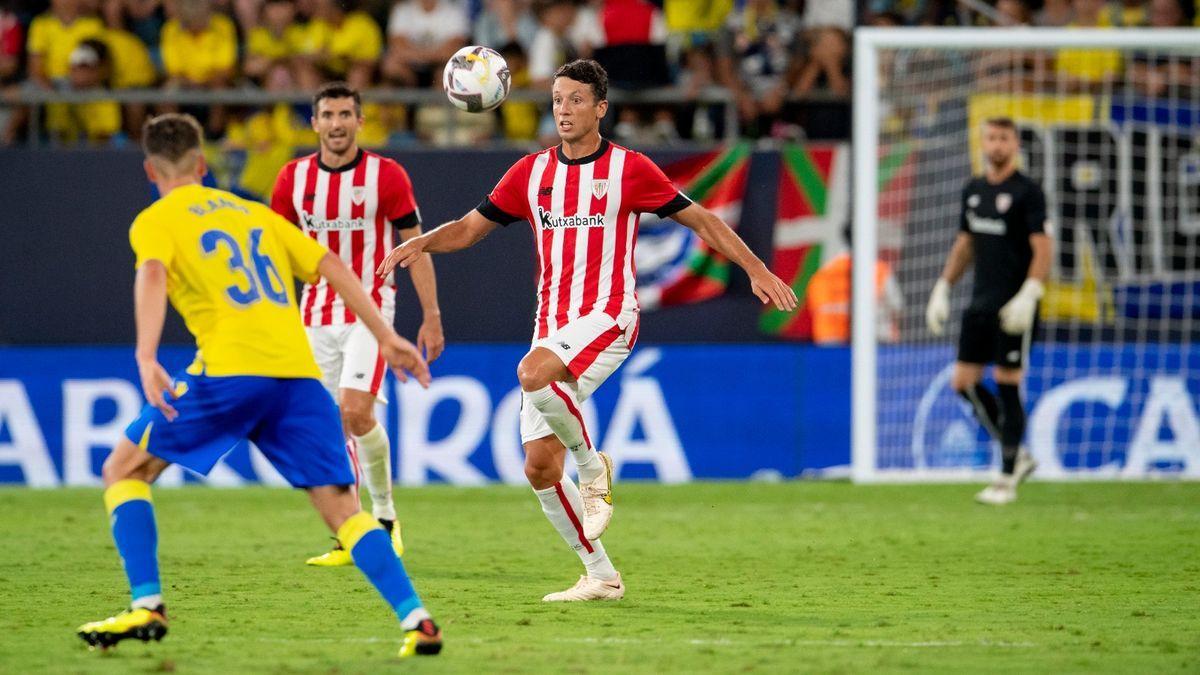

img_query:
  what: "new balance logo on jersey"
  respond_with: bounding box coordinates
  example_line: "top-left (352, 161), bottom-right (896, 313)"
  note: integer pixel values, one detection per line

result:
top-left (537, 206), bottom-right (604, 230)
top-left (300, 211), bottom-right (371, 231)
top-left (538, 186), bottom-right (553, 196)
top-left (967, 212), bottom-right (1006, 235)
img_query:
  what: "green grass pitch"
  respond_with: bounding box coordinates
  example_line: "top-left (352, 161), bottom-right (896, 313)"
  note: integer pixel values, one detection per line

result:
top-left (1, 482), bottom-right (1197, 673)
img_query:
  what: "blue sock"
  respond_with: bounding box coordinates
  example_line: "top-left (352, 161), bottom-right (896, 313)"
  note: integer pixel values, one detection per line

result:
top-left (338, 512), bottom-right (428, 629)
top-left (104, 480), bottom-right (162, 608)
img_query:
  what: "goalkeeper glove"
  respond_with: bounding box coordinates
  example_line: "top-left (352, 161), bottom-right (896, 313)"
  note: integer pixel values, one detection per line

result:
top-left (998, 278), bottom-right (1044, 335)
top-left (925, 278), bottom-right (951, 336)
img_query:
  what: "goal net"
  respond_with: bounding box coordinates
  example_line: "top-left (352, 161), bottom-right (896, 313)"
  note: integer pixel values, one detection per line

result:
top-left (851, 28), bottom-right (1200, 481)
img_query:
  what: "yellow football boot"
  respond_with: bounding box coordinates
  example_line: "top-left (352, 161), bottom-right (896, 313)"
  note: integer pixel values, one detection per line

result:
top-left (306, 541), bottom-right (353, 567)
top-left (398, 619), bottom-right (442, 658)
top-left (77, 606), bottom-right (168, 650)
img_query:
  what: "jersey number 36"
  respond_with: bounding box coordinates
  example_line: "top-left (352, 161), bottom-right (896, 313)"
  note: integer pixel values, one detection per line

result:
top-left (201, 228), bottom-right (289, 307)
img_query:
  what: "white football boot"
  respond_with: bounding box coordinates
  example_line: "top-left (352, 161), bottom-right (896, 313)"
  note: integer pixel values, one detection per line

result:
top-left (542, 573), bottom-right (625, 602)
top-left (1013, 447), bottom-right (1038, 484)
top-left (975, 476), bottom-right (1017, 505)
top-left (580, 452), bottom-right (614, 541)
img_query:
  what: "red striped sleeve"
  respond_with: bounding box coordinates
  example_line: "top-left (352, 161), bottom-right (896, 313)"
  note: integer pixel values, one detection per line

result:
top-left (269, 161), bottom-right (299, 223)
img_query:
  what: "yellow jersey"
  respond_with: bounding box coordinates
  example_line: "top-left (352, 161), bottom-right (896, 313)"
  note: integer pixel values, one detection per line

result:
top-left (1055, 18), bottom-right (1122, 83)
top-left (225, 103), bottom-right (317, 198)
top-left (46, 99), bottom-right (121, 142)
top-left (129, 184), bottom-right (327, 378)
top-left (26, 12), bottom-right (105, 79)
top-left (298, 12), bottom-right (382, 75)
top-left (105, 28), bottom-right (158, 88)
top-left (247, 24), bottom-right (307, 60)
top-left (160, 14), bottom-right (238, 83)
top-left (664, 0), bottom-right (733, 33)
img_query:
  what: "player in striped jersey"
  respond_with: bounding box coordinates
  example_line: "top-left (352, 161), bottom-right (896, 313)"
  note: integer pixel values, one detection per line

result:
top-left (378, 60), bottom-right (797, 601)
top-left (271, 82), bottom-right (445, 567)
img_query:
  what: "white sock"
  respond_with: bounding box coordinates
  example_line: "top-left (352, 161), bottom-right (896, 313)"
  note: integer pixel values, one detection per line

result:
top-left (526, 384), bottom-right (604, 484)
top-left (354, 423), bottom-right (397, 522)
top-left (533, 480), bottom-right (618, 581)
top-left (131, 593), bottom-right (163, 611)
top-left (400, 607), bottom-right (431, 631)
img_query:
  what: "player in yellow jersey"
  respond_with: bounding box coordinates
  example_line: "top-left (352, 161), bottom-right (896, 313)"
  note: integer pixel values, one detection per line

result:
top-left (75, 114), bottom-right (442, 659)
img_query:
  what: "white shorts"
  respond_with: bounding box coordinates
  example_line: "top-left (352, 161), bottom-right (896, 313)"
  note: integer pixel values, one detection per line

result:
top-left (306, 322), bottom-right (389, 403)
top-left (520, 311), bottom-right (640, 444)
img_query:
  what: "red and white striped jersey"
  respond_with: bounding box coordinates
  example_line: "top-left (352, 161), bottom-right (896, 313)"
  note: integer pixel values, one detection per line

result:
top-left (271, 149), bottom-right (421, 327)
top-left (478, 139), bottom-right (691, 340)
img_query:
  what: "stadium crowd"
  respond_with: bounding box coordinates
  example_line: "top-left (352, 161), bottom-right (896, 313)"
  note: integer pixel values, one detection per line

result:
top-left (0, 0), bottom-right (1194, 151)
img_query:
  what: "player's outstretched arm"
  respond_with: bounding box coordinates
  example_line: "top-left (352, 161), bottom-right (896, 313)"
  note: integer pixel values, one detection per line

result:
top-left (376, 210), bottom-right (499, 277)
top-left (133, 260), bottom-right (179, 420)
top-left (317, 252), bottom-right (431, 388)
top-left (671, 203), bottom-right (798, 312)
top-left (397, 223), bottom-right (445, 362)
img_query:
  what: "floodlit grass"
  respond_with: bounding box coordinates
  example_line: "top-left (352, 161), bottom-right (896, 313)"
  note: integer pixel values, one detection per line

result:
top-left (1, 482), bottom-right (1197, 673)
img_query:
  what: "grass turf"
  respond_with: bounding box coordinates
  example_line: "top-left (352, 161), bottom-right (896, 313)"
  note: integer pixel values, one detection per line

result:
top-left (0, 482), bottom-right (1197, 673)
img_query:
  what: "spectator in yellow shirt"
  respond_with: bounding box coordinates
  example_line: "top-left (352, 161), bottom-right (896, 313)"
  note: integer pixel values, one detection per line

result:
top-left (161, 0), bottom-right (238, 135)
top-left (225, 63), bottom-right (317, 199)
top-left (245, 0), bottom-right (307, 82)
top-left (664, 0), bottom-right (732, 43)
top-left (46, 39), bottom-right (122, 145)
top-left (161, 0), bottom-right (238, 87)
top-left (295, 0), bottom-right (381, 89)
top-left (1054, 0), bottom-right (1123, 91)
top-left (26, 0), bottom-right (105, 85)
top-left (498, 41), bottom-right (538, 140)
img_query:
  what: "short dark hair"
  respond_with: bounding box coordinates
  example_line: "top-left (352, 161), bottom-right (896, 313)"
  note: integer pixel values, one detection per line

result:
top-left (313, 81), bottom-right (362, 116)
top-left (985, 116), bottom-right (1018, 131)
top-left (553, 59), bottom-right (608, 103)
top-left (142, 113), bottom-right (203, 164)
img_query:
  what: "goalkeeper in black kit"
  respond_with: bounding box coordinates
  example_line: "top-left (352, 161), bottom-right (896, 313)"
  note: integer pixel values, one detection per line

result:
top-left (925, 117), bottom-right (1053, 505)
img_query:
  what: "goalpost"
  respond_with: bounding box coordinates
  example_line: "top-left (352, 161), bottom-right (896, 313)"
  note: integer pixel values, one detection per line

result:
top-left (852, 28), bottom-right (1200, 482)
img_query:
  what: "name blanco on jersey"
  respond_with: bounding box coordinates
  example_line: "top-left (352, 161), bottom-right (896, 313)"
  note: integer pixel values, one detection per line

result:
top-left (537, 206), bottom-right (605, 230)
top-left (967, 212), bottom-right (1007, 235)
top-left (300, 212), bottom-right (370, 231)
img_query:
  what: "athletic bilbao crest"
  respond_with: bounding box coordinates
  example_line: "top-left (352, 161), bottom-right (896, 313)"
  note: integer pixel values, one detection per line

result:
top-left (351, 186), bottom-right (367, 205)
top-left (591, 180), bottom-right (609, 200)
top-left (996, 193), bottom-right (1012, 213)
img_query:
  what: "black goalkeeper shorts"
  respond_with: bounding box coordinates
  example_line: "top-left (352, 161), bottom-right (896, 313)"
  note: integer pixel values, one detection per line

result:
top-left (956, 307), bottom-right (1036, 369)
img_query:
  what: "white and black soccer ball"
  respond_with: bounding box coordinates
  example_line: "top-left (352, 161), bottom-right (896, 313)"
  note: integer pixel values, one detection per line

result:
top-left (443, 46), bottom-right (511, 113)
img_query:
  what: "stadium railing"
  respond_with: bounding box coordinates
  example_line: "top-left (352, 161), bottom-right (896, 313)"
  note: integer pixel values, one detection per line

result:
top-left (2, 85), bottom-right (760, 148)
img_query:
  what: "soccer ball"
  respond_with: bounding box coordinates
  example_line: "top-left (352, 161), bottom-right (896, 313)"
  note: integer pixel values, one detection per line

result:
top-left (443, 46), bottom-right (511, 113)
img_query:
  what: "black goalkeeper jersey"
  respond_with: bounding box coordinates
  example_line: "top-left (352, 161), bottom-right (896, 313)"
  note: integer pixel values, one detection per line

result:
top-left (959, 171), bottom-right (1048, 313)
